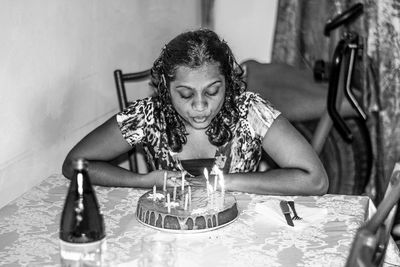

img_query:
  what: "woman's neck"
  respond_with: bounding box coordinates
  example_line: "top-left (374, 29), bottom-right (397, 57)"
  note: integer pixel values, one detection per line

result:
top-left (177, 126), bottom-right (217, 160)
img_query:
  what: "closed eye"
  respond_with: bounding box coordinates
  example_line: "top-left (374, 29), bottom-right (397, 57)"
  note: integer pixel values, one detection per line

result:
top-left (206, 87), bottom-right (219, 96)
top-left (180, 93), bottom-right (193, 99)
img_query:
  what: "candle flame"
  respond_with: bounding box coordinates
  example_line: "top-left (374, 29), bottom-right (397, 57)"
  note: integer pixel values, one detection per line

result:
top-left (212, 165), bottom-right (220, 175)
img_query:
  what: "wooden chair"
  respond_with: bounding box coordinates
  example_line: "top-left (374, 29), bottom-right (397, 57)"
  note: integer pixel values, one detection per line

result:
top-left (113, 69), bottom-right (151, 173)
top-left (346, 162), bottom-right (400, 267)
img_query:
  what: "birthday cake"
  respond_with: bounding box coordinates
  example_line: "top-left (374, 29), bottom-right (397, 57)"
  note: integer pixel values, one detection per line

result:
top-left (136, 187), bottom-right (238, 231)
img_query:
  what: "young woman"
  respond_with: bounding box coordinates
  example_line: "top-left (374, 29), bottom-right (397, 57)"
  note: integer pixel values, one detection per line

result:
top-left (62, 29), bottom-right (328, 196)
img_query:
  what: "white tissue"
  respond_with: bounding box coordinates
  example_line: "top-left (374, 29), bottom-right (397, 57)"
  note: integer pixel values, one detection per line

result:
top-left (254, 199), bottom-right (328, 230)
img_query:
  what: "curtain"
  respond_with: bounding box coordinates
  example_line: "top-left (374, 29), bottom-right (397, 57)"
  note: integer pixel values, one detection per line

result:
top-left (272, 0), bottom-right (400, 203)
top-left (366, 0), bottom-right (400, 203)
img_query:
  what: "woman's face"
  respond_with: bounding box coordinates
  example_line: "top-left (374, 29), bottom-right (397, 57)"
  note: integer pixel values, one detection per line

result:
top-left (170, 63), bottom-right (226, 130)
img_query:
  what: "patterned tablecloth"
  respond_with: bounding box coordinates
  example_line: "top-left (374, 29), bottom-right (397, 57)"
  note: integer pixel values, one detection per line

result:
top-left (1, 174), bottom-right (399, 267)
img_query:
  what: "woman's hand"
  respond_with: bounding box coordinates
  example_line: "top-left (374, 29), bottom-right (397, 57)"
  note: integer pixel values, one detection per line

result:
top-left (147, 170), bottom-right (209, 189)
top-left (185, 176), bottom-right (207, 187)
top-left (145, 170), bottom-right (182, 188)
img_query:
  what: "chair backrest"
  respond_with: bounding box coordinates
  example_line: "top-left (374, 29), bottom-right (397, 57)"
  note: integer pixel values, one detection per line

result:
top-left (345, 162), bottom-right (400, 267)
top-left (114, 69), bottom-right (151, 110)
top-left (113, 69), bottom-right (151, 173)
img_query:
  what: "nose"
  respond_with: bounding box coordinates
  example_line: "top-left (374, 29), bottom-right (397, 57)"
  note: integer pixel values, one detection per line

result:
top-left (192, 94), bottom-right (208, 112)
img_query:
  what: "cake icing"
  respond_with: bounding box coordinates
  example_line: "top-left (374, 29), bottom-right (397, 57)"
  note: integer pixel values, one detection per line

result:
top-left (136, 187), bottom-right (238, 231)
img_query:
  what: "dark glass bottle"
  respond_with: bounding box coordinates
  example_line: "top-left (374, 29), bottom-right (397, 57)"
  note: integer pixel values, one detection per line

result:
top-left (59, 158), bottom-right (106, 266)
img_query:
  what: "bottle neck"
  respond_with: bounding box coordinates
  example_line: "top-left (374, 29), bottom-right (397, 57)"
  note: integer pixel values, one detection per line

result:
top-left (60, 167), bottom-right (105, 243)
top-left (70, 169), bottom-right (93, 194)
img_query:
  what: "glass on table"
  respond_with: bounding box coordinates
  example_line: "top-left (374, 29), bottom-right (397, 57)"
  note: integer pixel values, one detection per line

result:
top-left (139, 233), bottom-right (176, 267)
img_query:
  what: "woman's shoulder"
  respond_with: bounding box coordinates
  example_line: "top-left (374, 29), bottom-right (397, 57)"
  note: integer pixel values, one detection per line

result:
top-left (119, 97), bottom-right (154, 114)
top-left (128, 96), bottom-right (154, 109)
top-left (237, 91), bottom-right (261, 102)
top-left (115, 97), bottom-right (159, 146)
top-left (116, 97), bottom-right (156, 126)
top-left (236, 91), bottom-right (278, 113)
top-left (236, 91), bottom-right (281, 137)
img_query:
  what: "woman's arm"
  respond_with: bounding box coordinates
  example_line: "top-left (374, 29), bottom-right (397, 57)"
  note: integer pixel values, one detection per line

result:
top-left (62, 116), bottom-right (179, 188)
top-left (225, 115), bottom-right (329, 195)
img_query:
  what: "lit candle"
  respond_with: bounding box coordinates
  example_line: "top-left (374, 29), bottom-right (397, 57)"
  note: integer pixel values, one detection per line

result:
top-left (188, 186), bottom-right (192, 206)
top-left (207, 183), bottom-right (214, 209)
top-left (219, 171), bottom-right (225, 207)
top-left (218, 171), bottom-right (225, 193)
top-left (207, 183), bottom-right (213, 193)
top-left (204, 168), bottom-right (210, 198)
top-left (204, 168), bottom-right (209, 182)
top-left (173, 185), bottom-right (177, 201)
top-left (184, 193), bottom-right (188, 210)
top-left (214, 172), bottom-right (218, 191)
top-left (181, 171), bottom-right (185, 192)
top-left (153, 185), bottom-right (156, 201)
top-left (163, 171), bottom-right (167, 191)
top-left (167, 193), bottom-right (171, 213)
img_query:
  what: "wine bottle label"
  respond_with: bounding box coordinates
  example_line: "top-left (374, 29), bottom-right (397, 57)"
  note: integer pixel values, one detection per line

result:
top-left (60, 238), bottom-right (107, 265)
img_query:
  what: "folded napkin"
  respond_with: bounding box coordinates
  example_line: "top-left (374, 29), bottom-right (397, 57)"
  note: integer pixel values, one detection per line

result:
top-left (253, 199), bottom-right (328, 230)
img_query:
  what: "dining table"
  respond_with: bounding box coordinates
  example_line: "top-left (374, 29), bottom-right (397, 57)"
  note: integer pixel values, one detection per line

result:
top-left (1, 173), bottom-right (400, 267)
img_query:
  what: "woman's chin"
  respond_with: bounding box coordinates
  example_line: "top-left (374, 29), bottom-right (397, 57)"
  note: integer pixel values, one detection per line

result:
top-left (190, 124), bottom-right (209, 130)
top-left (188, 120), bottom-right (210, 130)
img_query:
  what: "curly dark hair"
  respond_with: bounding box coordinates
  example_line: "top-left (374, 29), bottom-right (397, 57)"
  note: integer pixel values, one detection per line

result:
top-left (151, 29), bottom-right (246, 152)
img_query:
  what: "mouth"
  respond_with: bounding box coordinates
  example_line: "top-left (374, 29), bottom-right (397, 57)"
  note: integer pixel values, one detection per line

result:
top-left (192, 116), bottom-right (208, 123)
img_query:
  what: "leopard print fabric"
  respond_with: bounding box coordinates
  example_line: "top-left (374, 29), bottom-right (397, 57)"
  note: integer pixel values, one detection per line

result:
top-left (116, 92), bottom-right (280, 173)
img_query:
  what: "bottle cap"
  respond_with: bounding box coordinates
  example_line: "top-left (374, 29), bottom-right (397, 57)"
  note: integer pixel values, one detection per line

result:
top-left (72, 158), bottom-right (89, 171)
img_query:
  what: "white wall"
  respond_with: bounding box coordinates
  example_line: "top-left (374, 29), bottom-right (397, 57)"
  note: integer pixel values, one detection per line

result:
top-left (213, 0), bottom-right (278, 63)
top-left (0, 0), bottom-right (200, 208)
top-left (0, 0), bottom-right (278, 208)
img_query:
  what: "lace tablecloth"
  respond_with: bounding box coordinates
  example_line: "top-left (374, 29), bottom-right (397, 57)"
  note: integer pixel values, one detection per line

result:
top-left (1, 174), bottom-right (399, 267)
